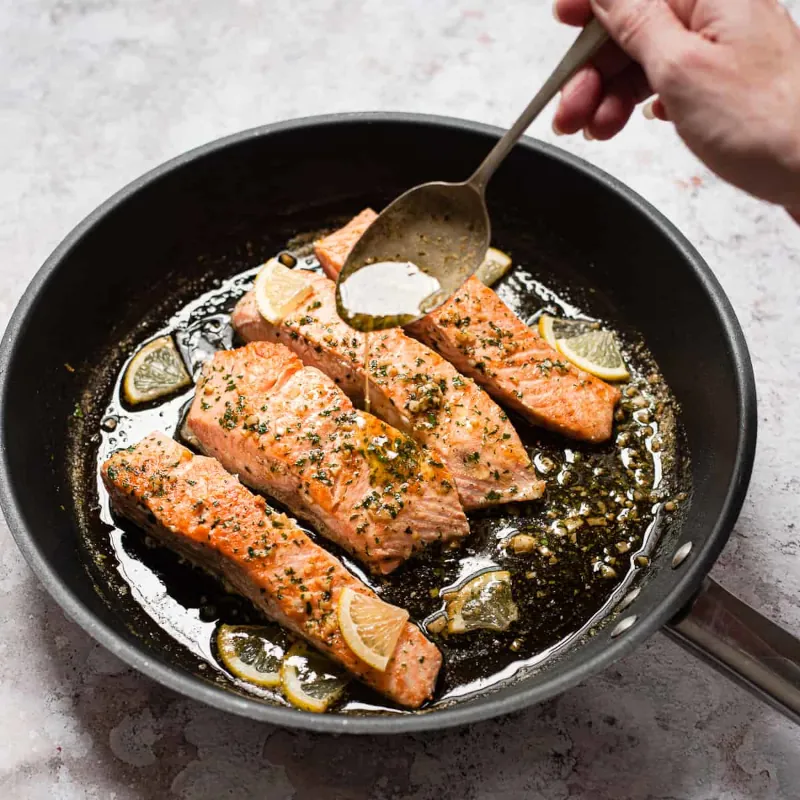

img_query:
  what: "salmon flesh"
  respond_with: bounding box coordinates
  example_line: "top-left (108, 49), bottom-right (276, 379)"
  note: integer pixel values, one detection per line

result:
top-left (186, 341), bottom-right (470, 574)
top-left (232, 275), bottom-right (544, 510)
top-left (101, 432), bottom-right (441, 707)
top-left (316, 210), bottom-right (620, 443)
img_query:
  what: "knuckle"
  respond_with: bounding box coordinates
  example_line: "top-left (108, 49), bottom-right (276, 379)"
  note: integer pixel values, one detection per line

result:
top-left (608, 0), bottom-right (658, 51)
top-left (655, 45), bottom-right (704, 91)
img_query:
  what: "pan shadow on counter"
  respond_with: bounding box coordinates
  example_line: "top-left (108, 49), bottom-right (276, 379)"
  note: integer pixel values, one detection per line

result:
top-left (3, 567), bottom-right (797, 800)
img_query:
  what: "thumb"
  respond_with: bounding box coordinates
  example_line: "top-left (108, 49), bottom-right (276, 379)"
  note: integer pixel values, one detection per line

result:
top-left (590, 0), bottom-right (690, 81)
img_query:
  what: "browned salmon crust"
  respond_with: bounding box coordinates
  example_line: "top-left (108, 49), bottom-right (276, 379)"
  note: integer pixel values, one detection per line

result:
top-left (232, 277), bottom-right (544, 510)
top-left (186, 341), bottom-right (470, 574)
top-left (409, 277), bottom-right (621, 443)
top-left (316, 209), bottom-right (620, 443)
top-left (101, 433), bottom-right (441, 708)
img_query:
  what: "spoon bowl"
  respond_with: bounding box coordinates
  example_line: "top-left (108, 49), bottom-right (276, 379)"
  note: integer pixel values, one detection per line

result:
top-left (334, 180), bottom-right (489, 331)
top-left (334, 18), bottom-right (609, 331)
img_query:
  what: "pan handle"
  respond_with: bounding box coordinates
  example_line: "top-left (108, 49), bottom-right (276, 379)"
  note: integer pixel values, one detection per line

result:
top-left (664, 577), bottom-right (800, 724)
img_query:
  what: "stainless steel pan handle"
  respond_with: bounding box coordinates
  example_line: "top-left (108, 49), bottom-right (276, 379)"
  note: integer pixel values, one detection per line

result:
top-left (664, 577), bottom-right (800, 724)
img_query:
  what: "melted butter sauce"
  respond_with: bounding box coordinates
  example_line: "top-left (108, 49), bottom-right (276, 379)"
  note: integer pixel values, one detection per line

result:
top-left (89, 250), bottom-right (687, 714)
top-left (364, 334), bottom-right (370, 412)
top-left (337, 260), bottom-right (445, 332)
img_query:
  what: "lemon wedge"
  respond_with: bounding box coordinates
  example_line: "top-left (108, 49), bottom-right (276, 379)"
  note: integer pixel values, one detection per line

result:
top-left (442, 570), bottom-right (519, 634)
top-left (280, 643), bottom-right (349, 712)
top-left (337, 587), bottom-right (409, 672)
top-left (475, 247), bottom-right (513, 287)
top-left (556, 330), bottom-right (630, 381)
top-left (538, 314), bottom-right (600, 349)
top-left (254, 258), bottom-right (314, 324)
top-left (216, 623), bottom-right (288, 688)
top-left (123, 335), bottom-right (192, 405)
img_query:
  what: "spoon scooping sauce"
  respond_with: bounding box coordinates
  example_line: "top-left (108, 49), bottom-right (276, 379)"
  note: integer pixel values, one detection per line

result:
top-left (337, 260), bottom-right (446, 332)
top-left (334, 19), bottom-right (608, 333)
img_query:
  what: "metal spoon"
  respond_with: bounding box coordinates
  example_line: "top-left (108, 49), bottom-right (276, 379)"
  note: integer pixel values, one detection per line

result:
top-left (335, 19), bottom-right (608, 332)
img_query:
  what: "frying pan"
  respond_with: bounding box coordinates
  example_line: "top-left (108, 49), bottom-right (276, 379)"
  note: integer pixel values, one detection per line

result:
top-left (1, 113), bottom-right (798, 734)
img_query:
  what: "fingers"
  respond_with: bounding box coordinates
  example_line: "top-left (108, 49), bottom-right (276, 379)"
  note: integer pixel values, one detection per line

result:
top-left (555, 63), bottom-right (661, 140)
top-left (643, 97), bottom-right (669, 121)
top-left (585, 64), bottom-right (653, 139)
top-left (553, 39), bottom-right (632, 134)
top-left (553, 66), bottom-right (603, 134)
top-left (589, 0), bottom-right (690, 81)
top-left (552, 0), bottom-right (682, 139)
top-left (553, 0), bottom-right (593, 26)
top-left (589, 37), bottom-right (634, 78)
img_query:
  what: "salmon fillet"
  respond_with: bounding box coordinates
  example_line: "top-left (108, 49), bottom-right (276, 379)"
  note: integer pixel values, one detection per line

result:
top-left (315, 209), bottom-right (378, 277)
top-left (186, 341), bottom-right (470, 575)
top-left (232, 276), bottom-right (544, 510)
top-left (315, 208), bottom-right (380, 278)
top-left (317, 210), bottom-right (621, 443)
top-left (101, 433), bottom-right (440, 708)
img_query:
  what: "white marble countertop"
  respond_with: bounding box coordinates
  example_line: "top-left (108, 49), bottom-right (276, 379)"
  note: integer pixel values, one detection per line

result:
top-left (1, 1), bottom-right (799, 797)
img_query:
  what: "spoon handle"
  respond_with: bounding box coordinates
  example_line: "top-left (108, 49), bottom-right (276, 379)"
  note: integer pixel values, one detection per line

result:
top-left (468, 18), bottom-right (609, 191)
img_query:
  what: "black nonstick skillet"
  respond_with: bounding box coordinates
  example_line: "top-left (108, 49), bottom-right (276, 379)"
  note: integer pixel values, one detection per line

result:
top-left (1, 113), bottom-right (797, 733)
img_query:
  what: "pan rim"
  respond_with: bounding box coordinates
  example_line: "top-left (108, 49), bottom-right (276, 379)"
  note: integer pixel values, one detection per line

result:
top-left (0, 111), bottom-right (757, 734)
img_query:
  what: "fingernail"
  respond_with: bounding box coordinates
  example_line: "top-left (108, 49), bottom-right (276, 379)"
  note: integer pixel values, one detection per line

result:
top-left (552, 119), bottom-right (565, 136)
top-left (583, 129), bottom-right (594, 141)
top-left (643, 101), bottom-right (656, 120)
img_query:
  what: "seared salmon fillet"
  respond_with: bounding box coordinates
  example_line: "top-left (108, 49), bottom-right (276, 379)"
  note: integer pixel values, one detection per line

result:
top-left (410, 277), bottom-right (621, 442)
top-left (315, 208), bottom-right (380, 278)
top-left (316, 210), bottom-right (620, 443)
top-left (102, 433), bottom-right (441, 708)
top-left (186, 342), bottom-right (469, 575)
top-left (232, 276), bottom-right (544, 510)
top-left (315, 208), bottom-right (378, 277)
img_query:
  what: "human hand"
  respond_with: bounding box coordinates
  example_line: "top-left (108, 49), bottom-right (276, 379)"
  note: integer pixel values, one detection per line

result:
top-left (552, 0), bottom-right (800, 211)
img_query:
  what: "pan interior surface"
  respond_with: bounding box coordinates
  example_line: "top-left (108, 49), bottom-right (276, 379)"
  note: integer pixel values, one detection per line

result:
top-left (0, 115), bottom-right (755, 733)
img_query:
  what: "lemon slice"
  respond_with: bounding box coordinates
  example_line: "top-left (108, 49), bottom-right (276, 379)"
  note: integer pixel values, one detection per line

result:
top-left (216, 624), bottom-right (288, 688)
top-left (538, 314), bottom-right (599, 349)
top-left (337, 587), bottom-right (409, 672)
top-left (281, 643), bottom-right (349, 712)
top-left (254, 258), bottom-right (314, 324)
top-left (475, 247), bottom-right (513, 287)
top-left (556, 330), bottom-right (630, 381)
top-left (443, 570), bottom-right (519, 634)
top-left (123, 335), bottom-right (192, 405)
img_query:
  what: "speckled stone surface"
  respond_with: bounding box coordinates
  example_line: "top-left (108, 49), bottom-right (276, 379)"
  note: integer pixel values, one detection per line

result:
top-left (1, 1), bottom-right (799, 797)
